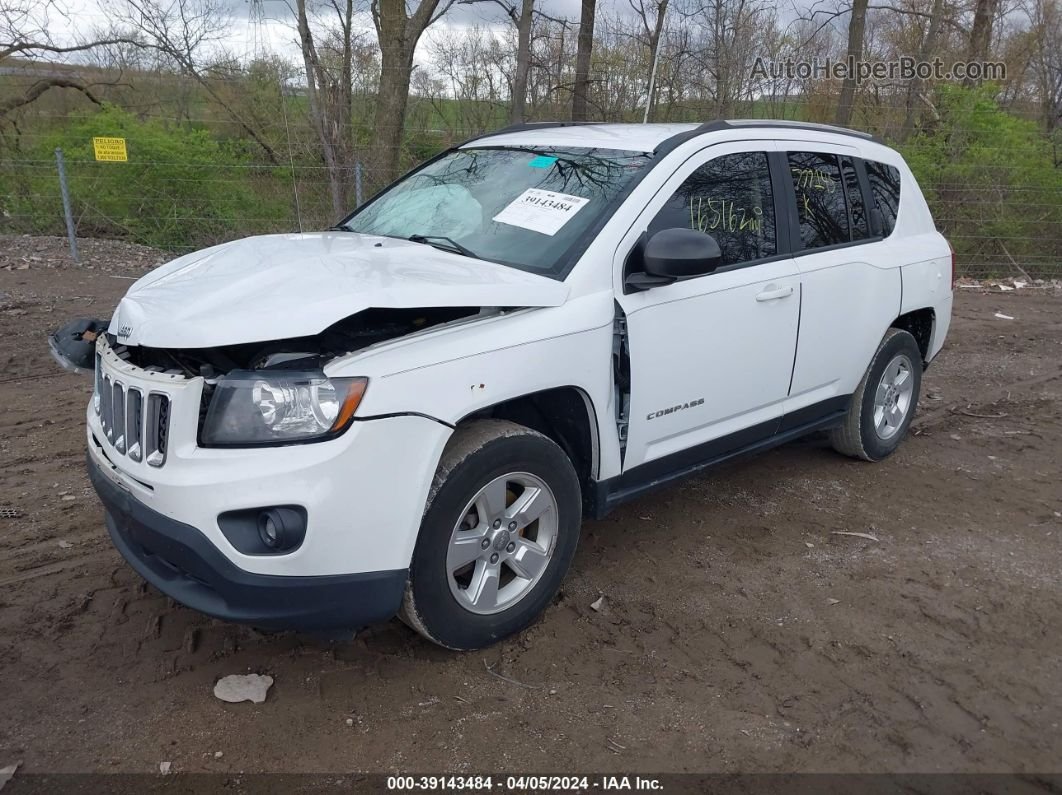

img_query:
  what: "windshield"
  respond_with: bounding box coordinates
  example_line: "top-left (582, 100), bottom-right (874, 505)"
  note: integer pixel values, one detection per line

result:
top-left (340, 146), bottom-right (653, 278)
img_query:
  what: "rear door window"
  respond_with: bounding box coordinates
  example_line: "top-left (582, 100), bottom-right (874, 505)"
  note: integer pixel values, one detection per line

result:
top-left (787, 152), bottom-right (849, 250)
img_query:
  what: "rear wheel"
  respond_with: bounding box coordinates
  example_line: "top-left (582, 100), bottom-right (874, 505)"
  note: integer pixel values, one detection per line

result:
top-left (400, 420), bottom-right (581, 650)
top-left (831, 328), bottom-right (923, 461)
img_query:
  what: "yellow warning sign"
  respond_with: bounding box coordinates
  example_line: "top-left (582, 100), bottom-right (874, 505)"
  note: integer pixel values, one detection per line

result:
top-left (92, 137), bottom-right (128, 162)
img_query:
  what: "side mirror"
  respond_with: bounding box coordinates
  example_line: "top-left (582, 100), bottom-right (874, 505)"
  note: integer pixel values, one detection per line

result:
top-left (644, 228), bottom-right (722, 280)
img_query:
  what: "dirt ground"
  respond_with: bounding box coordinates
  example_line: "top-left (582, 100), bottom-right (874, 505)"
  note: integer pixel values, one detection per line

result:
top-left (1, 235), bottom-right (1060, 776)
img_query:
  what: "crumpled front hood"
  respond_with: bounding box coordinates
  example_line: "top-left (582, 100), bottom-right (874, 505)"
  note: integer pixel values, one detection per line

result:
top-left (109, 232), bottom-right (569, 348)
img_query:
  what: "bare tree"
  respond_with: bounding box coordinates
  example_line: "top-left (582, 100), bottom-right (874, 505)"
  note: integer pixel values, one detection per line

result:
top-left (899, 0), bottom-right (947, 140)
top-left (572, 0), bottom-right (596, 119)
top-left (294, 0), bottom-right (359, 214)
top-left (430, 25), bottom-right (508, 132)
top-left (473, 0), bottom-right (536, 124)
top-left (1028, 0), bottom-right (1062, 131)
top-left (117, 0), bottom-right (281, 162)
top-left (368, 0), bottom-right (456, 185)
top-left (628, 0), bottom-right (669, 120)
top-left (680, 0), bottom-right (774, 117)
top-left (0, 0), bottom-right (142, 116)
top-left (836, 0), bottom-right (869, 125)
top-left (966, 0), bottom-right (1002, 82)
top-left (512, 0), bottom-right (535, 123)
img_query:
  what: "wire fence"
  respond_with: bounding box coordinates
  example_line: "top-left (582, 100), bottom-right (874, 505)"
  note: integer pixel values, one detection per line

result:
top-left (1, 140), bottom-right (1060, 280)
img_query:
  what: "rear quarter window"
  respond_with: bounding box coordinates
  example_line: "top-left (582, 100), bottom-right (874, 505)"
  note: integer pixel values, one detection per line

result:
top-left (865, 160), bottom-right (902, 237)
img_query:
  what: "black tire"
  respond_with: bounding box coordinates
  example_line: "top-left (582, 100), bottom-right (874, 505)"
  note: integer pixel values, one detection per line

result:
top-left (830, 328), bottom-right (923, 462)
top-left (399, 419), bottom-right (582, 650)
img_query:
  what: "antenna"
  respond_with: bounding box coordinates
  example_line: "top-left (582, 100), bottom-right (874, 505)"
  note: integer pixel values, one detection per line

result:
top-left (247, 0), bottom-right (267, 60)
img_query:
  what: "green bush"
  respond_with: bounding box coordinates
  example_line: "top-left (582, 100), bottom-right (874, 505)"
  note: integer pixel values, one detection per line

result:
top-left (900, 85), bottom-right (1062, 278)
top-left (0, 106), bottom-right (290, 251)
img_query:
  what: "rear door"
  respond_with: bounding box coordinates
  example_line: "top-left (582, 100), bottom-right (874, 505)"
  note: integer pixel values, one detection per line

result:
top-left (778, 146), bottom-right (902, 423)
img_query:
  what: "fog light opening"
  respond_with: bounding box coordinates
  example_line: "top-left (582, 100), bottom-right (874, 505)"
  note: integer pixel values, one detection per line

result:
top-left (220, 505), bottom-right (307, 555)
top-left (258, 510), bottom-right (285, 549)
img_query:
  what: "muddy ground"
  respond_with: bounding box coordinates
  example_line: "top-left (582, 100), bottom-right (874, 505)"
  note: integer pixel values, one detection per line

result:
top-left (0, 235), bottom-right (1060, 776)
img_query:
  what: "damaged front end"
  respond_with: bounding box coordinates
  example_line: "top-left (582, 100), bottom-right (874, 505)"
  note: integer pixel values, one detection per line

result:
top-left (55, 306), bottom-right (480, 447)
top-left (117, 306), bottom-right (477, 379)
top-left (54, 229), bottom-right (569, 450)
top-left (51, 306), bottom-right (477, 376)
top-left (49, 317), bottom-right (110, 374)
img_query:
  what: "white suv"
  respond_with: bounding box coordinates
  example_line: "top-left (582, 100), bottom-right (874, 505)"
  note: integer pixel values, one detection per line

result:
top-left (54, 120), bottom-right (953, 650)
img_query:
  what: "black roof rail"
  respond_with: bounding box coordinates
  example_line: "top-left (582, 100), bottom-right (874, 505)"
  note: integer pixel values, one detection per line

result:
top-left (656, 119), bottom-right (881, 153)
top-left (456, 118), bottom-right (882, 155)
top-left (723, 119), bottom-right (878, 140)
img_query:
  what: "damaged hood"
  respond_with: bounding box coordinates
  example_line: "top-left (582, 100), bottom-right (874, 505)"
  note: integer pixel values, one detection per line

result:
top-left (109, 232), bottom-right (569, 348)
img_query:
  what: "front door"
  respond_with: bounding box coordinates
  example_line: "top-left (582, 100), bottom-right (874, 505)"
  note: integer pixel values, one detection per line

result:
top-left (616, 143), bottom-right (801, 474)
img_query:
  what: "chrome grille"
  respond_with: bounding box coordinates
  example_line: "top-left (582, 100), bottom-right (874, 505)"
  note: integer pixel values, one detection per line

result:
top-left (126, 388), bottom-right (143, 462)
top-left (145, 393), bottom-right (170, 467)
top-left (112, 381), bottom-right (126, 453)
top-left (96, 373), bottom-right (170, 468)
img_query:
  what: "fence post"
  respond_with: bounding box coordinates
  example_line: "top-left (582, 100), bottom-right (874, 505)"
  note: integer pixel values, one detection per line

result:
top-left (355, 161), bottom-right (363, 207)
top-left (54, 148), bottom-right (79, 264)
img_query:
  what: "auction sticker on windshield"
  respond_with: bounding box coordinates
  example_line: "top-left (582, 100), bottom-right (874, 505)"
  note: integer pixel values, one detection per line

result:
top-left (493, 188), bottom-right (590, 236)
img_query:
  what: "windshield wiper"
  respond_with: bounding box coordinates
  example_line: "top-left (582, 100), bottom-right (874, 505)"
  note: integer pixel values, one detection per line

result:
top-left (408, 234), bottom-right (478, 259)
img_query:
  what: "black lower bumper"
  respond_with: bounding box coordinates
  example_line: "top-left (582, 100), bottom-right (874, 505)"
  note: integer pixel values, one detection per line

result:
top-left (88, 454), bottom-right (407, 632)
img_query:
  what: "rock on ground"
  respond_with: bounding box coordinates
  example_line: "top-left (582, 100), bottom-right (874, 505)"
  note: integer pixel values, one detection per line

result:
top-left (213, 674), bottom-right (274, 704)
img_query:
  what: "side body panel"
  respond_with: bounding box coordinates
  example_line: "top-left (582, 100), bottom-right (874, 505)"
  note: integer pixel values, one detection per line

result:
top-left (327, 290), bottom-right (623, 480)
top-left (901, 256), bottom-right (953, 360)
top-left (857, 143), bottom-right (952, 361)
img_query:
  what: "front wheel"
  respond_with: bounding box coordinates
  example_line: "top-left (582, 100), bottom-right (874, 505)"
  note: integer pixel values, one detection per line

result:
top-left (400, 420), bottom-right (582, 650)
top-left (831, 328), bottom-right (923, 461)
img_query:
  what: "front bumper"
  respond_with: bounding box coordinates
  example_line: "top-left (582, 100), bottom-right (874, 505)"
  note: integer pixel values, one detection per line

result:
top-left (88, 453), bottom-right (406, 631)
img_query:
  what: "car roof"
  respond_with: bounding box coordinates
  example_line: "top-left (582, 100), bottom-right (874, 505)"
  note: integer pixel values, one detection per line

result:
top-left (463, 120), bottom-right (879, 154)
top-left (464, 123), bottom-right (699, 153)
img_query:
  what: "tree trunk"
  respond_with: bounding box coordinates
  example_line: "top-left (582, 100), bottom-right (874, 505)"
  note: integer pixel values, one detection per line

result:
top-left (835, 0), bottom-right (868, 126)
top-left (296, 0), bottom-right (345, 216)
top-left (369, 39), bottom-right (417, 187)
top-left (643, 0), bottom-right (668, 122)
top-left (899, 0), bottom-right (944, 141)
top-left (369, 0), bottom-right (444, 186)
top-left (965, 0), bottom-right (1000, 86)
top-left (511, 0), bottom-right (534, 124)
top-left (572, 0), bottom-right (596, 120)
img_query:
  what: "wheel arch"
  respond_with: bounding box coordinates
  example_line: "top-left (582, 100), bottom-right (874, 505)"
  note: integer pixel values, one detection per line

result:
top-left (890, 307), bottom-right (935, 364)
top-left (454, 385), bottom-right (601, 513)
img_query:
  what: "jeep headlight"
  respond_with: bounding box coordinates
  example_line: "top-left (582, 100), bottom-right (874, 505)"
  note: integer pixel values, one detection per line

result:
top-left (201, 370), bottom-right (368, 445)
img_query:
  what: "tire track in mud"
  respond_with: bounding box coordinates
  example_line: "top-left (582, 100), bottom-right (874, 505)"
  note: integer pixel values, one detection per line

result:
top-left (912, 366), bottom-right (1062, 429)
top-left (0, 550), bottom-right (113, 587)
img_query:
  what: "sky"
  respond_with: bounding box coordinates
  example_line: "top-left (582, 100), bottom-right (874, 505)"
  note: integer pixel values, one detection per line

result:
top-left (40, 0), bottom-right (602, 69)
top-left (35, 0), bottom-right (817, 81)
top-left (242, 0), bottom-right (599, 65)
